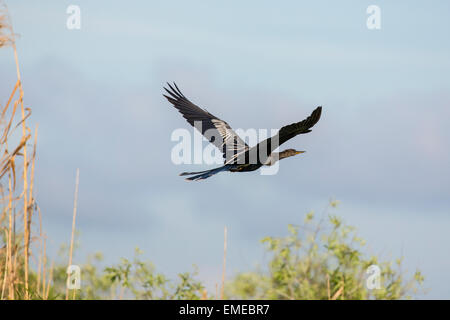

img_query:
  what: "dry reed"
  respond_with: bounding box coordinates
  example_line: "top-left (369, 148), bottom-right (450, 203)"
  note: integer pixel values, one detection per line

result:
top-left (220, 226), bottom-right (227, 300)
top-left (65, 168), bottom-right (80, 300)
top-left (0, 5), bottom-right (44, 300)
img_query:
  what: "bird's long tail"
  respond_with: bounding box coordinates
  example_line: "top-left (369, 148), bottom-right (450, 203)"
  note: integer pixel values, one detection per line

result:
top-left (180, 165), bottom-right (230, 181)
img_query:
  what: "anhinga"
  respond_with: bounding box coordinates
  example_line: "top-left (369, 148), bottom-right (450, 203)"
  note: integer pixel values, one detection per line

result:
top-left (164, 83), bottom-right (322, 181)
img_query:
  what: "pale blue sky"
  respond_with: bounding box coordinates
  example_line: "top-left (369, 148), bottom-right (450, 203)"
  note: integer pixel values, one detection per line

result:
top-left (1, 1), bottom-right (449, 298)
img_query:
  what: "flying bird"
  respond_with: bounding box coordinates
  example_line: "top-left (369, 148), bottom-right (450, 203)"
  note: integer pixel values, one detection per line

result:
top-left (163, 83), bottom-right (322, 181)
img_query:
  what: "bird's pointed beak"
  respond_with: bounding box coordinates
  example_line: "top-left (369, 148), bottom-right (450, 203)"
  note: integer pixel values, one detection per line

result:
top-left (295, 151), bottom-right (306, 155)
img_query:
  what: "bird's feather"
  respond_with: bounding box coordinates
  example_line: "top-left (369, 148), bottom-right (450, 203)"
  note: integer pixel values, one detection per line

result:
top-left (277, 106), bottom-right (322, 145)
top-left (246, 106), bottom-right (322, 161)
top-left (163, 82), bottom-right (248, 163)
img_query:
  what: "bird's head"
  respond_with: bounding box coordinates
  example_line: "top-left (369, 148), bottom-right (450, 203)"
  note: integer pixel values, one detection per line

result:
top-left (279, 148), bottom-right (305, 160)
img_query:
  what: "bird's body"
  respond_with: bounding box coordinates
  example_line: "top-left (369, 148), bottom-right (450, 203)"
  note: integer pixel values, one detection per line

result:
top-left (163, 83), bottom-right (322, 181)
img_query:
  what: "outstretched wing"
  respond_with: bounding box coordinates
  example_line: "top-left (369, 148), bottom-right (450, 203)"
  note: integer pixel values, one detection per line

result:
top-left (256, 106), bottom-right (322, 159)
top-left (277, 106), bottom-right (322, 146)
top-left (163, 82), bottom-right (248, 162)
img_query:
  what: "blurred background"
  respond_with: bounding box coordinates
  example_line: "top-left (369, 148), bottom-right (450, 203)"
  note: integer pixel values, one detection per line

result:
top-left (0, 0), bottom-right (449, 298)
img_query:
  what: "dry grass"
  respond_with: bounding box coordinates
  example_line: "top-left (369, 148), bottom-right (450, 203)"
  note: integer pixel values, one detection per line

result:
top-left (0, 7), bottom-right (44, 300)
top-left (0, 10), bottom-right (13, 48)
top-left (220, 226), bottom-right (227, 300)
top-left (66, 168), bottom-right (80, 300)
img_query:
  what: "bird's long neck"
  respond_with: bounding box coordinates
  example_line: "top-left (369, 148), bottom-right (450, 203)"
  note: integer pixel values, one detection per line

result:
top-left (264, 150), bottom-right (295, 166)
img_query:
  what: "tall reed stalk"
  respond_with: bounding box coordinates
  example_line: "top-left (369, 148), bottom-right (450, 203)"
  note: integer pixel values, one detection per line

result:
top-left (0, 5), bottom-right (42, 300)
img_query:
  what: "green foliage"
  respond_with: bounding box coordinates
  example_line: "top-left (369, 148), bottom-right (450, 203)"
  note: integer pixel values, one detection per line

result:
top-left (50, 252), bottom-right (114, 299)
top-left (1, 203), bottom-right (424, 300)
top-left (48, 248), bottom-right (205, 300)
top-left (102, 248), bottom-right (204, 300)
top-left (226, 206), bottom-right (424, 300)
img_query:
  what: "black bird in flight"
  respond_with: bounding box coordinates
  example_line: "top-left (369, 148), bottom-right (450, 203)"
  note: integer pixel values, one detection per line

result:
top-left (164, 83), bottom-right (322, 181)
